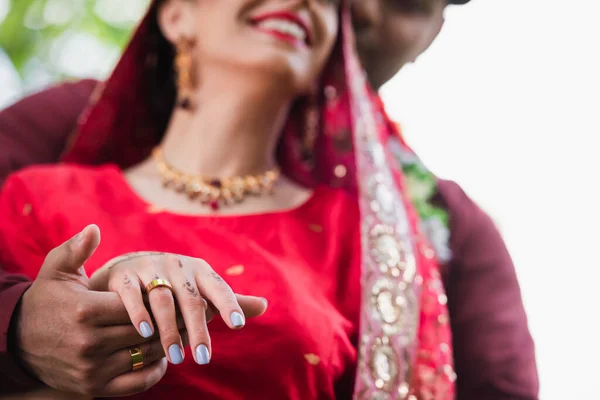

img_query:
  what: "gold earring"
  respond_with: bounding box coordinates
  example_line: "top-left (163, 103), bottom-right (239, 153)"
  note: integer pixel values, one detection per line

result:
top-left (302, 95), bottom-right (319, 163)
top-left (175, 37), bottom-right (194, 110)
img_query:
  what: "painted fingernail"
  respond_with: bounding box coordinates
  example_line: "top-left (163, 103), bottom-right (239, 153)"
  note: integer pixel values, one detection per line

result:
top-left (168, 344), bottom-right (184, 365)
top-left (195, 345), bottom-right (210, 365)
top-left (230, 311), bottom-right (245, 328)
top-left (140, 322), bottom-right (153, 338)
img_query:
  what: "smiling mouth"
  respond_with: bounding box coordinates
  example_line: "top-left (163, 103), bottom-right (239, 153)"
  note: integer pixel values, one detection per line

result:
top-left (251, 13), bottom-right (312, 47)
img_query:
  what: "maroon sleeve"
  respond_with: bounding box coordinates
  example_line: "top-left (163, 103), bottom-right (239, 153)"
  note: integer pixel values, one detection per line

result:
top-left (0, 270), bottom-right (40, 392)
top-left (435, 180), bottom-right (539, 400)
top-left (0, 79), bottom-right (98, 185)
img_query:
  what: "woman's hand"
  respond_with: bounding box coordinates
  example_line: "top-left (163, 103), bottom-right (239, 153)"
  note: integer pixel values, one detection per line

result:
top-left (90, 252), bottom-right (267, 366)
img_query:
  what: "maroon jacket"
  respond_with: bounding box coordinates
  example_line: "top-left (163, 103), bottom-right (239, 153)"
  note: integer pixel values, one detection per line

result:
top-left (0, 81), bottom-right (539, 399)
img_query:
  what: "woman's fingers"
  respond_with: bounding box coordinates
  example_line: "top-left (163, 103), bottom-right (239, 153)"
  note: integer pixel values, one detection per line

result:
top-left (108, 270), bottom-right (154, 339)
top-left (103, 253), bottom-right (268, 368)
top-left (168, 256), bottom-right (212, 365)
top-left (193, 259), bottom-right (246, 330)
top-left (139, 259), bottom-right (184, 365)
top-left (99, 295), bottom-right (265, 354)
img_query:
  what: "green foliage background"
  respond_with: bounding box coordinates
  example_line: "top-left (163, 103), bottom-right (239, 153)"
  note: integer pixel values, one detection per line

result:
top-left (0, 0), bottom-right (148, 94)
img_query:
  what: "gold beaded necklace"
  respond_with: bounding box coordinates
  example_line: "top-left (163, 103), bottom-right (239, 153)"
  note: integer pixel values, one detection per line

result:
top-left (152, 148), bottom-right (281, 210)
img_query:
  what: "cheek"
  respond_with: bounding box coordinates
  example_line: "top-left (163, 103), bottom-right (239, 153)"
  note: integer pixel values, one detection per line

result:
top-left (391, 20), bottom-right (422, 53)
top-left (193, 17), bottom-right (249, 66)
top-left (312, 15), bottom-right (339, 72)
top-left (391, 17), bottom-right (441, 60)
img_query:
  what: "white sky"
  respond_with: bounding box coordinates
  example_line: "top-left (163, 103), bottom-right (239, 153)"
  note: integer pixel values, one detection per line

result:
top-left (382, 0), bottom-right (600, 398)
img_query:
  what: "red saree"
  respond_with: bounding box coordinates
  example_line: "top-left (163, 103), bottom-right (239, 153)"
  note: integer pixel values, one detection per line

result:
top-left (0, 1), bottom-right (455, 398)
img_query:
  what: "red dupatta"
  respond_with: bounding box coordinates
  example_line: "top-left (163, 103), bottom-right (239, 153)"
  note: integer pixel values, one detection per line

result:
top-left (62, 1), bottom-right (455, 398)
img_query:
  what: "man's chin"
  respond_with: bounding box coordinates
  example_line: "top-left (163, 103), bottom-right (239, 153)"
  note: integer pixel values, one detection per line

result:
top-left (363, 64), bottom-right (393, 91)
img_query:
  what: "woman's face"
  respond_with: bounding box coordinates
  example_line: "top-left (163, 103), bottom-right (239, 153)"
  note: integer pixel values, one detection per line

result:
top-left (159, 0), bottom-right (340, 95)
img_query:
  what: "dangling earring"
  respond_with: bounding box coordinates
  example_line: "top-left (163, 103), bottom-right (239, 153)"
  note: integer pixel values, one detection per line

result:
top-left (302, 94), bottom-right (319, 164)
top-left (175, 37), bottom-right (194, 110)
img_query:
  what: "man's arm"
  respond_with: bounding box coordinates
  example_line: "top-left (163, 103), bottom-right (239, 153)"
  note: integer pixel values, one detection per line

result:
top-left (0, 79), bottom-right (97, 185)
top-left (0, 79), bottom-right (97, 391)
top-left (436, 180), bottom-right (539, 400)
top-left (0, 269), bottom-right (39, 392)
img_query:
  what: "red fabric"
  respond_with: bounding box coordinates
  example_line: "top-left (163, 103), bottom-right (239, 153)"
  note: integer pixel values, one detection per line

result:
top-left (60, 2), bottom-right (456, 398)
top-left (0, 164), bottom-right (362, 399)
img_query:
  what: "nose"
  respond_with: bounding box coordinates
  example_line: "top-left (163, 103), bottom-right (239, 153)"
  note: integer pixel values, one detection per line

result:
top-left (351, 0), bottom-right (381, 30)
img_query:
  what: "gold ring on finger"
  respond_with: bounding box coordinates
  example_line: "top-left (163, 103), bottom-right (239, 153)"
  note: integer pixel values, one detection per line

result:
top-left (145, 278), bottom-right (174, 294)
top-left (129, 347), bottom-right (144, 371)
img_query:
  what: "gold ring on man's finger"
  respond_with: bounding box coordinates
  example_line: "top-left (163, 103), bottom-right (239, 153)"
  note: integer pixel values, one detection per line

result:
top-left (129, 347), bottom-right (144, 371)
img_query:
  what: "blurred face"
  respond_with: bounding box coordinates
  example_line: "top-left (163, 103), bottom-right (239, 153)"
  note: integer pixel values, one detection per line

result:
top-left (353, 0), bottom-right (446, 90)
top-left (159, 0), bottom-right (340, 96)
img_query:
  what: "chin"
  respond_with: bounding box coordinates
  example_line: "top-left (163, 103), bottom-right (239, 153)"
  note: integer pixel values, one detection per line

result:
top-left (241, 51), bottom-right (314, 95)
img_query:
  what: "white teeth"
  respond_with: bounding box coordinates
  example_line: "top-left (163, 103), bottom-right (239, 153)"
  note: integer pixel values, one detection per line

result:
top-left (257, 19), bottom-right (307, 42)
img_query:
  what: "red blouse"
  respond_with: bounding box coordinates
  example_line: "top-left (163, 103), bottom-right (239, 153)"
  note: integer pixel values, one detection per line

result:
top-left (0, 164), bottom-right (363, 399)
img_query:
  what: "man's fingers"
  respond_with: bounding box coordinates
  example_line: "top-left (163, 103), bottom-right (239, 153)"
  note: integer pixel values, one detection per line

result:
top-left (82, 291), bottom-right (132, 325)
top-left (237, 295), bottom-right (268, 319)
top-left (106, 331), bottom-right (189, 378)
top-left (39, 224), bottom-right (101, 279)
top-left (100, 358), bottom-right (168, 397)
top-left (90, 291), bottom-right (265, 328)
top-left (88, 292), bottom-right (165, 326)
top-left (101, 318), bottom-right (187, 351)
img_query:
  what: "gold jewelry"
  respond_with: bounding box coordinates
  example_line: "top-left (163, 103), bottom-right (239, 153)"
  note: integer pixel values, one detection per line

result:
top-left (175, 37), bottom-right (194, 110)
top-left (152, 148), bottom-right (281, 211)
top-left (129, 347), bottom-right (144, 371)
top-left (145, 278), bottom-right (174, 294)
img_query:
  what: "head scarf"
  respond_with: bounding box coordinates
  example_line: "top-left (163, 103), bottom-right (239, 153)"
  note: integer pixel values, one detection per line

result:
top-left (62, 1), bottom-right (455, 398)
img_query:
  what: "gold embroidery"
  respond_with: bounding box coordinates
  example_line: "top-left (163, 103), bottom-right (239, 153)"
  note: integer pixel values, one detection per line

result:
top-left (438, 294), bottom-right (448, 306)
top-left (304, 354), bottom-right (321, 365)
top-left (334, 164), bottom-right (347, 178)
top-left (423, 247), bottom-right (436, 260)
top-left (225, 265), bottom-right (245, 276)
top-left (443, 364), bottom-right (457, 382)
top-left (369, 339), bottom-right (398, 391)
top-left (308, 224), bottom-right (323, 233)
top-left (22, 204), bottom-right (32, 216)
top-left (369, 225), bottom-right (416, 281)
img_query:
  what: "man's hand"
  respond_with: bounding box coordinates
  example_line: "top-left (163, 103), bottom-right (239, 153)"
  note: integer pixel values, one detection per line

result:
top-left (15, 225), bottom-right (170, 397)
top-left (13, 224), bottom-right (267, 397)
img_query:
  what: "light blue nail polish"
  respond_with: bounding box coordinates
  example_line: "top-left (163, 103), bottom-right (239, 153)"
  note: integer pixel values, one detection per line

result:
top-left (196, 345), bottom-right (210, 365)
top-left (230, 311), bottom-right (245, 328)
top-left (140, 322), bottom-right (153, 338)
top-left (168, 344), bottom-right (184, 365)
